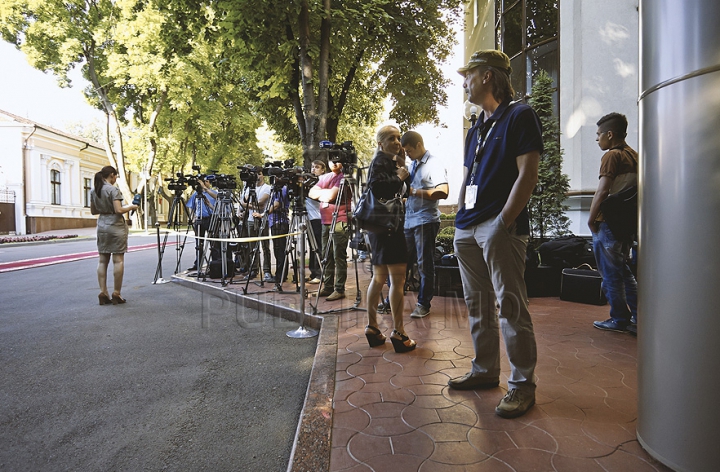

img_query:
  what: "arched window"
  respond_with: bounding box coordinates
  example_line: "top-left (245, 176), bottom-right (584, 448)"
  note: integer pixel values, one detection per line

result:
top-left (496, 0), bottom-right (559, 114)
top-left (51, 169), bottom-right (61, 205)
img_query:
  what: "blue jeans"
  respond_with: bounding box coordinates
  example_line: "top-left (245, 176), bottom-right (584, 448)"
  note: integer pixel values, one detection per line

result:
top-left (405, 222), bottom-right (440, 308)
top-left (593, 222), bottom-right (638, 324)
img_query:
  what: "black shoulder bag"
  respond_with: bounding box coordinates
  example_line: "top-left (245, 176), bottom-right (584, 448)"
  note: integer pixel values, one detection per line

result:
top-left (353, 159), bottom-right (405, 234)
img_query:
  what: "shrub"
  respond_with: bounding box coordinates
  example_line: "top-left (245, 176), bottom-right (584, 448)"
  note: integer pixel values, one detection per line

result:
top-left (436, 226), bottom-right (455, 253)
top-left (527, 70), bottom-right (571, 242)
top-left (0, 234), bottom-right (78, 244)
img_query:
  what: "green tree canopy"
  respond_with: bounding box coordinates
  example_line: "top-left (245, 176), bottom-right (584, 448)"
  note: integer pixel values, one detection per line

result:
top-left (207, 0), bottom-right (462, 164)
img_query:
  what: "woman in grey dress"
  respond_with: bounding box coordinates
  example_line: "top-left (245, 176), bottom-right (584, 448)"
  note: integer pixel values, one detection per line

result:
top-left (91, 166), bottom-right (138, 305)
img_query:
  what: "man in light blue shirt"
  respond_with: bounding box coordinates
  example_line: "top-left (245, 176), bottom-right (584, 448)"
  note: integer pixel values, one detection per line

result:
top-left (401, 131), bottom-right (449, 318)
top-left (186, 178), bottom-right (217, 271)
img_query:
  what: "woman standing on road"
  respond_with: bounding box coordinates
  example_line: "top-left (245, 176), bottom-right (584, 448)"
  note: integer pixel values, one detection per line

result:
top-left (91, 166), bottom-right (137, 305)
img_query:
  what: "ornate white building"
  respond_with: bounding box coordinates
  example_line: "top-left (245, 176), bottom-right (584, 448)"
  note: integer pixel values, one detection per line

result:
top-left (0, 109), bottom-right (111, 234)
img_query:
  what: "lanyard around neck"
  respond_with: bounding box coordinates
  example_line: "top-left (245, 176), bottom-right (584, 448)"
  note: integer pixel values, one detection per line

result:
top-left (469, 119), bottom-right (497, 185)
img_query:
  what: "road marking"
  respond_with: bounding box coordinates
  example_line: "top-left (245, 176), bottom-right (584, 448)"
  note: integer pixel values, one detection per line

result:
top-left (0, 243), bottom-right (168, 273)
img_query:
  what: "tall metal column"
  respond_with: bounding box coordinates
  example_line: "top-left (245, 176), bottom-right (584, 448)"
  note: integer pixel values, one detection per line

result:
top-left (638, 1), bottom-right (720, 470)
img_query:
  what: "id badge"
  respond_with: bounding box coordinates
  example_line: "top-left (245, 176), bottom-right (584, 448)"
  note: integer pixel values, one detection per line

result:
top-left (465, 185), bottom-right (478, 210)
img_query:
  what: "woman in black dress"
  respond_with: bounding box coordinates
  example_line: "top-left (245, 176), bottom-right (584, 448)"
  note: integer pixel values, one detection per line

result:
top-left (91, 166), bottom-right (138, 305)
top-left (364, 149), bottom-right (416, 353)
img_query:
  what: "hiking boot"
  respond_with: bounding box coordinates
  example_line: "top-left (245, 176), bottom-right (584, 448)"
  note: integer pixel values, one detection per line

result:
top-left (495, 389), bottom-right (535, 419)
top-left (447, 372), bottom-right (500, 391)
top-left (593, 318), bottom-right (628, 333)
top-left (326, 291), bottom-right (345, 301)
top-left (410, 304), bottom-right (430, 318)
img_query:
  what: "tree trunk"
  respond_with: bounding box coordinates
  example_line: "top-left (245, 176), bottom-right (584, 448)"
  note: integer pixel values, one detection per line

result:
top-left (316, 0), bottom-right (331, 143)
top-left (86, 51), bottom-right (134, 205)
top-left (298, 0), bottom-right (317, 151)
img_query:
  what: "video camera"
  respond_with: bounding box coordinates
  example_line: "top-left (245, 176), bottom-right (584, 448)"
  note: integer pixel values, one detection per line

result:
top-left (204, 172), bottom-right (237, 190)
top-left (237, 164), bottom-right (264, 184)
top-left (320, 140), bottom-right (357, 167)
top-left (164, 172), bottom-right (189, 192)
top-left (164, 165), bottom-right (204, 192)
top-left (264, 159), bottom-right (319, 198)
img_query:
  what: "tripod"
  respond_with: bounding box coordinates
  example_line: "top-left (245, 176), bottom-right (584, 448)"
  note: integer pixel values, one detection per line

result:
top-left (186, 185), bottom-right (215, 279)
top-left (277, 187), bottom-right (321, 294)
top-left (286, 180), bottom-right (318, 339)
top-left (241, 182), bottom-right (275, 294)
top-left (153, 188), bottom-right (192, 283)
top-left (202, 187), bottom-right (240, 286)
top-left (310, 164), bottom-right (366, 315)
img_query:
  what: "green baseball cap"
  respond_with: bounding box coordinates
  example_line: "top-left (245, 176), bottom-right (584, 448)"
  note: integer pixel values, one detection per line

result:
top-left (457, 49), bottom-right (512, 75)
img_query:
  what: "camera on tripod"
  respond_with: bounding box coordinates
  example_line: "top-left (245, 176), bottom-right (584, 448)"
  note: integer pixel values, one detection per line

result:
top-left (320, 140), bottom-right (357, 167)
top-left (182, 165), bottom-right (209, 192)
top-left (264, 159), bottom-right (319, 198)
top-left (164, 172), bottom-right (189, 192)
top-left (205, 172), bottom-right (237, 190)
top-left (238, 164), bottom-right (263, 184)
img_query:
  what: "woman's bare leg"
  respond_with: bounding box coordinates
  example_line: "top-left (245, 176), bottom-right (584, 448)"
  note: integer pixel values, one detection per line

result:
top-left (112, 253), bottom-right (125, 295)
top-left (367, 264), bottom-right (389, 330)
top-left (97, 253), bottom-right (110, 295)
top-left (387, 262), bottom-right (407, 335)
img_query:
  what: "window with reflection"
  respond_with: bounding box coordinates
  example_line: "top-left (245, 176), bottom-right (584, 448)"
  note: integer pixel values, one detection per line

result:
top-left (84, 178), bottom-right (92, 207)
top-left (51, 169), bottom-right (61, 205)
top-left (495, 0), bottom-right (559, 114)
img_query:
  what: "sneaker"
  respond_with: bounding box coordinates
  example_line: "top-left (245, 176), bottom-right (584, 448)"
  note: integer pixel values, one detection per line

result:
top-left (627, 324), bottom-right (637, 336)
top-left (410, 304), bottom-right (430, 318)
top-left (593, 318), bottom-right (628, 333)
top-left (264, 272), bottom-right (274, 282)
top-left (245, 271), bottom-right (258, 280)
top-left (448, 372), bottom-right (500, 390)
top-left (495, 389), bottom-right (535, 418)
top-left (307, 278), bottom-right (321, 284)
top-left (318, 288), bottom-right (334, 298)
top-left (326, 291), bottom-right (345, 301)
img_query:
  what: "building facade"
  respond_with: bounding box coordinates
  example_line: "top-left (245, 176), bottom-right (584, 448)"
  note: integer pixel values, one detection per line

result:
top-left (463, 0), bottom-right (639, 236)
top-left (0, 110), bottom-right (112, 234)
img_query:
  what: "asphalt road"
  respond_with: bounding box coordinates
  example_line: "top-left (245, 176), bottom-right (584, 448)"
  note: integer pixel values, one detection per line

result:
top-left (0, 235), bottom-right (317, 471)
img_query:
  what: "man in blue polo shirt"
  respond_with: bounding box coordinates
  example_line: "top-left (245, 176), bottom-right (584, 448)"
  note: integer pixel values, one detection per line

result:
top-left (447, 50), bottom-right (543, 420)
top-left (401, 130), bottom-right (448, 318)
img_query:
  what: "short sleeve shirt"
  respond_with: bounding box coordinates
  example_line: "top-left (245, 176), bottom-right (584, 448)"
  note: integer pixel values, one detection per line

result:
top-left (243, 183), bottom-right (271, 222)
top-left (186, 191), bottom-right (216, 219)
top-left (92, 183), bottom-right (123, 214)
top-left (404, 151), bottom-right (448, 228)
top-left (316, 171), bottom-right (348, 224)
top-left (599, 145), bottom-right (638, 195)
top-left (455, 100), bottom-right (543, 234)
top-left (269, 186), bottom-right (290, 227)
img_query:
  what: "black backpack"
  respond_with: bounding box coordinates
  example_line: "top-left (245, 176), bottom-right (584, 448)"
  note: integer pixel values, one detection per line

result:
top-left (538, 235), bottom-right (594, 269)
top-left (600, 185), bottom-right (638, 242)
